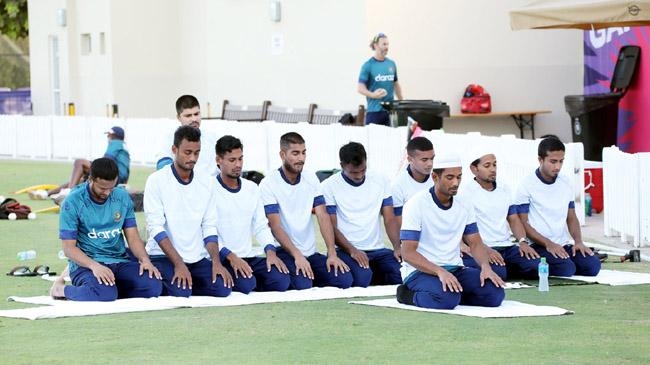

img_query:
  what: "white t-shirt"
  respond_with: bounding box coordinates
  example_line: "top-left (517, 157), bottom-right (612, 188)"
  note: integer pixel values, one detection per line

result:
top-left (259, 168), bottom-right (325, 256)
top-left (321, 171), bottom-right (393, 251)
top-left (155, 126), bottom-right (219, 176)
top-left (213, 176), bottom-right (276, 258)
top-left (514, 169), bottom-right (574, 245)
top-left (391, 165), bottom-right (434, 216)
top-left (460, 179), bottom-right (517, 247)
top-left (144, 164), bottom-right (219, 264)
top-left (400, 188), bottom-right (477, 279)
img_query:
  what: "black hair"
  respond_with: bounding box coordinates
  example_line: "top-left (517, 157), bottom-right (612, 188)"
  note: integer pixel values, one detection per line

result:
top-left (90, 157), bottom-right (119, 181)
top-left (538, 136), bottom-right (565, 158)
top-left (175, 95), bottom-right (200, 115)
top-left (173, 125), bottom-right (201, 148)
top-left (406, 136), bottom-right (433, 156)
top-left (339, 142), bottom-right (367, 166)
top-left (280, 132), bottom-right (305, 150)
top-left (216, 135), bottom-right (243, 157)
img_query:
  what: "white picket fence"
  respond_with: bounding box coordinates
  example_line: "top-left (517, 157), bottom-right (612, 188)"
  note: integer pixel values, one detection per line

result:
top-left (0, 115), bottom-right (587, 225)
top-left (602, 147), bottom-right (650, 247)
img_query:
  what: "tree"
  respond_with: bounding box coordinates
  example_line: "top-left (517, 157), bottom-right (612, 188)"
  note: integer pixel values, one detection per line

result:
top-left (0, 0), bottom-right (28, 40)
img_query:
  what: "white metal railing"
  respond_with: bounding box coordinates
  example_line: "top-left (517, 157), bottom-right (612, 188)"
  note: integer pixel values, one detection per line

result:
top-left (1, 115), bottom-right (587, 224)
top-left (603, 146), bottom-right (650, 247)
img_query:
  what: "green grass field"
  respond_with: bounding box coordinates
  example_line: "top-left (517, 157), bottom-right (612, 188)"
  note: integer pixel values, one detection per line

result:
top-left (1, 160), bottom-right (649, 365)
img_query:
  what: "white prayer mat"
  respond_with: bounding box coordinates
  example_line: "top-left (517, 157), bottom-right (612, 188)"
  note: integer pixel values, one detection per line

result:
top-left (560, 269), bottom-right (650, 286)
top-left (349, 299), bottom-right (573, 318)
top-left (1, 285), bottom-right (397, 320)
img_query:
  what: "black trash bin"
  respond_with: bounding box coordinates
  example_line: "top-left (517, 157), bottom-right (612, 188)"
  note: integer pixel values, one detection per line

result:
top-left (564, 45), bottom-right (640, 161)
top-left (381, 100), bottom-right (450, 130)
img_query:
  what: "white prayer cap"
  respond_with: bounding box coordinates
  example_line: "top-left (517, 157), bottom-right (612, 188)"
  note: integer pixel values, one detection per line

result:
top-left (467, 145), bottom-right (496, 165)
top-left (433, 151), bottom-right (462, 169)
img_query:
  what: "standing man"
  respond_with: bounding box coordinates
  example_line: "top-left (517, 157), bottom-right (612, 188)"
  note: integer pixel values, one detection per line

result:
top-left (459, 149), bottom-right (540, 280)
top-left (391, 136), bottom-right (435, 225)
top-left (213, 135), bottom-right (291, 293)
top-left (515, 137), bottom-right (601, 277)
top-left (398, 154), bottom-right (505, 309)
top-left (321, 142), bottom-right (402, 287)
top-left (260, 132), bottom-right (352, 290)
top-left (357, 32), bottom-right (403, 126)
top-left (145, 125), bottom-right (233, 297)
top-left (155, 95), bottom-right (218, 176)
top-left (50, 158), bottom-right (161, 301)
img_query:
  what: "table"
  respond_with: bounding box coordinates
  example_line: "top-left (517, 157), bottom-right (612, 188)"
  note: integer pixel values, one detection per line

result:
top-left (449, 110), bottom-right (551, 139)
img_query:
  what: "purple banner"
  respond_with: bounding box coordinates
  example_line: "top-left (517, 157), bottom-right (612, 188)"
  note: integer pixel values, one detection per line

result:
top-left (584, 27), bottom-right (650, 153)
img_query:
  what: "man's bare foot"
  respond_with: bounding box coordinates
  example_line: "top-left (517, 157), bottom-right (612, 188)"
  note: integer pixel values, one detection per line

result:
top-left (50, 280), bottom-right (66, 300)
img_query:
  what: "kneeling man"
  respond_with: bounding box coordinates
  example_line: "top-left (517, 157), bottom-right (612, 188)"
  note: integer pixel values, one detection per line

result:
top-left (52, 158), bottom-right (161, 301)
top-left (398, 154), bottom-right (505, 309)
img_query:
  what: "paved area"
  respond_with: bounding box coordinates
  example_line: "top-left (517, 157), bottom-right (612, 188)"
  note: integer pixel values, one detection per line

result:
top-left (581, 212), bottom-right (650, 261)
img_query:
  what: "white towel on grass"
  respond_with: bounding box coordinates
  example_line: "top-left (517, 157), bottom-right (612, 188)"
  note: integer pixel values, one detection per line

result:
top-left (560, 269), bottom-right (650, 286)
top-left (2, 285), bottom-right (398, 320)
top-left (349, 299), bottom-right (573, 318)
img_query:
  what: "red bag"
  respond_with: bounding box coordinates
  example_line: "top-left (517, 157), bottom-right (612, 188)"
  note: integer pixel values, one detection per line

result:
top-left (0, 198), bottom-right (32, 219)
top-left (461, 84), bottom-right (491, 113)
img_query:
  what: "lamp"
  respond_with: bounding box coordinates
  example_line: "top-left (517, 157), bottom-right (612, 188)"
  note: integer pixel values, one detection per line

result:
top-left (269, 1), bottom-right (281, 22)
top-left (56, 9), bottom-right (67, 27)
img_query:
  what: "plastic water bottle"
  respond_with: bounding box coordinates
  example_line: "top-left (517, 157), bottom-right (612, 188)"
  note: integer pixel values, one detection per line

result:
top-left (584, 192), bottom-right (592, 217)
top-left (17, 250), bottom-right (37, 261)
top-left (538, 257), bottom-right (549, 292)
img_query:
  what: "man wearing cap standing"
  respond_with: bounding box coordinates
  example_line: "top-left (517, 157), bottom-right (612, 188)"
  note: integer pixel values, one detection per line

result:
top-left (397, 152), bottom-right (505, 309)
top-left (33, 126), bottom-right (130, 200)
top-left (357, 32), bottom-right (403, 126)
top-left (459, 148), bottom-right (540, 280)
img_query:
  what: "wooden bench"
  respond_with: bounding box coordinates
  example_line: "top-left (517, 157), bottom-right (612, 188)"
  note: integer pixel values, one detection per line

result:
top-left (265, 103), bottom-right (314, 123)
top-left (449, 110), bottom-right (551, 139)
top-left (310, 104), bottom-right (365, 126)
top-left (208, 100), bottom-right (271, 122)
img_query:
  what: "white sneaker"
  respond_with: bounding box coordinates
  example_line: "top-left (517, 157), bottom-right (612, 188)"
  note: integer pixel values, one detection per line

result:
top-left (28, 189), bottom-right (48, 200)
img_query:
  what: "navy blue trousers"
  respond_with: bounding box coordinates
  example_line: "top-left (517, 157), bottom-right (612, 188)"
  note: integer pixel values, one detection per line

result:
top-left (337, 248), bottom-right (402, 287)
top-left (276, 248), bottom-right (353, 289)
top-left (220, 256), bottom-right (291, 294)
top-left (66, 261), bottom-right (162, 301)
top-left (151, 257), bottom-right (231, 297)
top-left (462, 245), bottom-right (540, 280)
top-left (405, 267), bottom-right (505, 309)
top-left (531, 243), bottom-right (601, 277)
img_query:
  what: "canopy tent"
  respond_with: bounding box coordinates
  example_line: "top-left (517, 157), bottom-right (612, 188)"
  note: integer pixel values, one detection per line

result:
top-left (510, 0), bottom-right (650, 30)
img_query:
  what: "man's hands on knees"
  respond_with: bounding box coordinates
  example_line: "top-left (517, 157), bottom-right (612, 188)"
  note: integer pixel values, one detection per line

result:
top-left (437, 270), bottom-right (462, 293)
top-left (212, 260), bottom-right (233, 288)
top-left (90, 263), bottom-right (115, 286)
top-left (172, 263), bottom-right (192, 290)
top-left (294, 254), bottom-right (314, 280)
top-left (350, 248), bottom-right (370, 269)
top-left (227, 254), bottom-right (253, 279)
top-left (266, 251), bottom-right (289, 274)
top-left (479, 267), bottom-right (505, 288)
top-left (326, 253), bottom-right (349, 277)
top-left (546, 242), bottom-right (570, 259)
top-left (139, 260), bottom-right (162, 280)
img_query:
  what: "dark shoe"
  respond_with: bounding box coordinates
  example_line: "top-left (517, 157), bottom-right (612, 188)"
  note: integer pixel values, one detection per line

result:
top-left (396, 284), bottom-right (414, 305)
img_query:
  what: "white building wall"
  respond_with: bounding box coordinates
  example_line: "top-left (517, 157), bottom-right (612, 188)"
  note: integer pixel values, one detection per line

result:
top-left (28, 0), bottom-right (583, 140)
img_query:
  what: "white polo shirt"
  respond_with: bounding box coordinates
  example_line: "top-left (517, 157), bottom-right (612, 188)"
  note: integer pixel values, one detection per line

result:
top-left (460, 179), bottom-right (517, 247)
top-left (391, 165), bottom-right (434, 216)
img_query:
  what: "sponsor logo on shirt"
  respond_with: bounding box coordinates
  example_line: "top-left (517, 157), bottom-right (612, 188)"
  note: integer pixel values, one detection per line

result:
top-left (87, 227), bottom-right (123, 239)
top-left (374, 73), bottom-right (395, 82)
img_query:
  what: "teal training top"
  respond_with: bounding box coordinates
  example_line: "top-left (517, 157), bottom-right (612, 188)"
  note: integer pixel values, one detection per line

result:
top-left (59, 183), bottom-right (136, 273)
top-left (104, 140), bottom-right (130, 183)
top-left (358, 57), bottom-right (398, 112)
